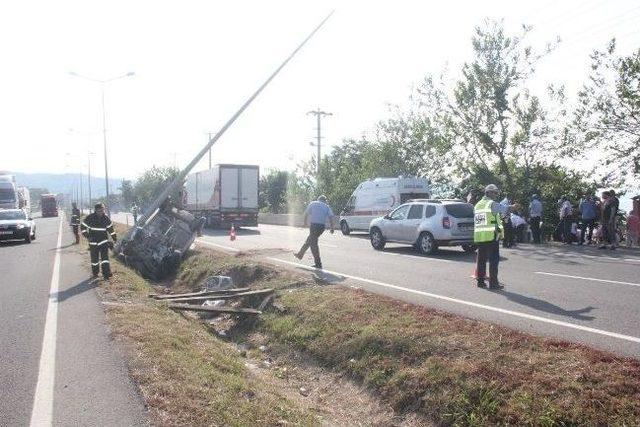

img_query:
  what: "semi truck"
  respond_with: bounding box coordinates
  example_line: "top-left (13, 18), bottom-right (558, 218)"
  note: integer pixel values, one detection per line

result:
top-left (40, 194), bottom-right (59, 217)
top-left (0, 173), bottom-right (18, 210)
top-left (184, 164), bottom-right (259, 228)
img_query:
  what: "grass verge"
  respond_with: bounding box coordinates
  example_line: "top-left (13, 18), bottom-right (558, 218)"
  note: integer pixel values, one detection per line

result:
top-left (176, 249), bottom-right (640, 426)
top-left (98, 241), bottom-right (317, 425)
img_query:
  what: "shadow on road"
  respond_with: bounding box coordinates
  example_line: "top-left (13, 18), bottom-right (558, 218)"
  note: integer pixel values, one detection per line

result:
top-left (56, 278), bottom-right (99, 302)
top-left (0, 240), bottom-right (29, 248)
top-left (500, 289), bottom-right (596, 321)
top-left (383, 246), bottom-right (478, 263)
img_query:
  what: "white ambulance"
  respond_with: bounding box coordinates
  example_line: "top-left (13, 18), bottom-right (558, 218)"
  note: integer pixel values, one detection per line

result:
top-left (339, 177), bottom-right (430, 234)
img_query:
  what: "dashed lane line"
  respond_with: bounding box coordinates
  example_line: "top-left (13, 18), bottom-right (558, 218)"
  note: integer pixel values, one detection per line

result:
top-left (535, 271), bottom-right (640, 288)
top-left (30, 214), bottom-right (63, 426)
top-left (267, 257), bottom-right (640, 345)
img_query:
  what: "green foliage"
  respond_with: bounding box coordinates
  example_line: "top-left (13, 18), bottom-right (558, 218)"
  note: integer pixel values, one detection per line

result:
top-left (259, 169), bottom-right (289, 213)
top-left (133, 166), bottom-right (179, 209)
top-left (119, 179), bottom-right (135, 210)
top-left (573, 39), bottom-right (640, 181)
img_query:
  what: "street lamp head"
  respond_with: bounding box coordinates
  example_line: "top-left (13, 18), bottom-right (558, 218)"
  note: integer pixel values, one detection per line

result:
top-left (69, 71), bottom-right (78, 77)
top-left (126, 71), bottom-right (135, 77)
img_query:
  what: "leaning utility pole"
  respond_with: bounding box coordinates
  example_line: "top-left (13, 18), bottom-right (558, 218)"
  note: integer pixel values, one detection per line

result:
top-left (307, 108), bottom-right (332, 176)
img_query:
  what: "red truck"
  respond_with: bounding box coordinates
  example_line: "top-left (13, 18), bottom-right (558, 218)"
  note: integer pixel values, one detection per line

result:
top-left (40, 194), bottom-right (58, 217)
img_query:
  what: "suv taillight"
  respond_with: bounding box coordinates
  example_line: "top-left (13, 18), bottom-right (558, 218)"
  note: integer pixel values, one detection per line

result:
top-left (442, 216), bottom-right (451, 229)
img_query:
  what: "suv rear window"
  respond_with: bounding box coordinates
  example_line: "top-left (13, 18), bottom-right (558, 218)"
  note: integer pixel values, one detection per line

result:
top-left (445, 203), bottom-right (474, 218)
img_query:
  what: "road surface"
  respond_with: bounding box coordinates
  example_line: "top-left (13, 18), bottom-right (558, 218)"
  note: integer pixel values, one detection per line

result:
top-left (0, 214), bottom-right (147, 425)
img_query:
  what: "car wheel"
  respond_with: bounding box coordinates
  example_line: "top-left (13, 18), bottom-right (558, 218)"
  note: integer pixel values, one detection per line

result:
top-left (340, 220), bottom-right (351, 236)
top-left (462, 244), bottom-right (476, 253)
top-left (417, 232), bottom-right (436, 255)
top-left (370, 227), bottom-right (386, 250)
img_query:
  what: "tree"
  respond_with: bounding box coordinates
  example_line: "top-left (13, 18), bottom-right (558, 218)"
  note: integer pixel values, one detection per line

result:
top-left (419, 20), bottom-right (561, 194)
top-left (119, 179), bottom-right (135, 210)
top-left (134, 166), bottom-right (179, 209)
top-left (259, 169), bottom-right (290, 213)
top-left (573, 40), bottom-right (640, 181)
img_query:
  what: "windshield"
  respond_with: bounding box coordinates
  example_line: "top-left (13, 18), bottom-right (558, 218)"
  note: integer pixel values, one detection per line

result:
top-left (0, 210), bottom-right (26, 220)
top-left (445, 203), bottom-right (474, 218)
top-left (0, 188), bottom-right (16, 202)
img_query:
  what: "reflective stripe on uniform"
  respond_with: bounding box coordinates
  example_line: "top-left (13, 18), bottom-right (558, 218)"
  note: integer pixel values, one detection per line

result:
top-left (96, 240), bottom-right (109, 246)
top-left (91, 262), bottom-right (100, 266)
top-left (100, 260), bottom-right (110, 264)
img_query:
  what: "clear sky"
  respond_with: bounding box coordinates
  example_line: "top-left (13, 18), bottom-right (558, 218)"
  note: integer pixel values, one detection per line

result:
top-left (1, 0), bottom-right (639, 184)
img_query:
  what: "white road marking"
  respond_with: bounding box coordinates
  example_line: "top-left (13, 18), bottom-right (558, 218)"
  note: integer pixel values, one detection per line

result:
top-left (197, 240), bottom-right (240, 252)
top-left (535, 272), bottom-right (640, 288)
top-left (30, 214), bottom-right (64, 426)
top-left (267, 257), bottom-right (640, 345)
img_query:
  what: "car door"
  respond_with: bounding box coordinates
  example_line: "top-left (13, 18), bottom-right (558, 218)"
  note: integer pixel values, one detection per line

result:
top-left (384, 204), bottom-right (410, 241)
top-left (399, 204), bottom-right (424, 242)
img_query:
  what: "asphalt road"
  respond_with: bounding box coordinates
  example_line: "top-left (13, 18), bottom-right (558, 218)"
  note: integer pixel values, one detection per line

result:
top-left (0, 214), bottom-right (147, 425)
top-left (190, 222), bottom-right (640, 358)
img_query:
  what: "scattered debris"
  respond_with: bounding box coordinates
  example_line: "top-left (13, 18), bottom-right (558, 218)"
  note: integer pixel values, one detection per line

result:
top-left (202, 275), bottom-right (234, 291)
top-left (259, 345), bottom-right (268, 353)
top-left (168, 304), bottom-right (262, 315)
top-left (165, 288), bottom-right (274, 304)
top-left (149, 287), bottom-right (251, 300)
top-left (298, 387), bottom-right (310, 397)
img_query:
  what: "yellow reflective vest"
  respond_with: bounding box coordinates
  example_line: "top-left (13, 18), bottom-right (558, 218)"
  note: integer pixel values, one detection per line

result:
top-left (474, 197), bottom-right (503, 243)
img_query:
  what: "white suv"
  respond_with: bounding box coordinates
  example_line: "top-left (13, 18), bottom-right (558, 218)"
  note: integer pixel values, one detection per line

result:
top-left (368, 199), bottom-right (476, 254)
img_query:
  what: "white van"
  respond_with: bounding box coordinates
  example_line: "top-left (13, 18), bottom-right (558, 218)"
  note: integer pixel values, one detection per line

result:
top-left (339, 177), bottom-right (430, 234)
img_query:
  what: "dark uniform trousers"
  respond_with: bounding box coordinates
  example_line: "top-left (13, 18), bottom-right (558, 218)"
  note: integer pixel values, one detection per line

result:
top-left (81, 213), bottom-right (116, 279)
top-left (298, 223), bottom-right (325, 266)
top-left (476, 240), bottom-right (500, 286)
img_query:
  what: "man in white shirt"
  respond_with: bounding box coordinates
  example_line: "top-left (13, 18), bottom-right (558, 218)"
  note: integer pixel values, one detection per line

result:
top-left (294, 195), bottom-right (335, 269)
top-left (528, 194), bottom-right (543, 243)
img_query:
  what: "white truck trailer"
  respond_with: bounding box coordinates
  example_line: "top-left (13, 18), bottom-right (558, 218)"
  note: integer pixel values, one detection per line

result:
top-left (184, 164), bottom-right (259, 228)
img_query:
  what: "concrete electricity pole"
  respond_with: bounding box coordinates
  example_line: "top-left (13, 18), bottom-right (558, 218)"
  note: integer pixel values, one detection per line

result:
top-left (307, 108), bottom-right (332, 176)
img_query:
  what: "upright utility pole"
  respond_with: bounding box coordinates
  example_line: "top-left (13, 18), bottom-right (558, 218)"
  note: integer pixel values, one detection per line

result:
top-left (307, 108), bottom-right (332, 176)
top-left (87, 151), bottom-right (92, 209)
top-left (208, 132), bottom-right (212, 169)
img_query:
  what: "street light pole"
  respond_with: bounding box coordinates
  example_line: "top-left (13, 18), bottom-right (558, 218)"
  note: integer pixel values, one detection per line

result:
top-left (69, 71), bottom-right (135, 213)
top-left (87, 151), bottom-right (92, 209)
top-left (307, 108), bottom-right (332, 176)
top-left (101, 84), bottom-right (110, 211)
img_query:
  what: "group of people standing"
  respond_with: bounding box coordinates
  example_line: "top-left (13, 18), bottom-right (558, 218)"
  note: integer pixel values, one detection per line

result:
top-left (556, 190), bottom-right (621, 250)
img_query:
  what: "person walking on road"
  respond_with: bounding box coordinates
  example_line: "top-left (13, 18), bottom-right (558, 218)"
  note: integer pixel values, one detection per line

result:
top-left (600, 190), bottom-right (619, 250)
top-left (81, 203), bottom-right (117, 279)
top-left (529, 194), bottom-right (543, 243)
top-left (294, 195), bottom-right (335, 269)
top-left (70, 202), bottom-right (81, 244)
top-left (473, 184), bottom-right (518, 290)
top-left (578, 194), bottom-right (597, 245)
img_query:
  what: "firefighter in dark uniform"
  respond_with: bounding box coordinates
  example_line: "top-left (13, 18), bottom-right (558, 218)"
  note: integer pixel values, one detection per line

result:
top-left (81, 203), bottom-right (117, 279)
top-left (70, 202), bottom-right (81, 244)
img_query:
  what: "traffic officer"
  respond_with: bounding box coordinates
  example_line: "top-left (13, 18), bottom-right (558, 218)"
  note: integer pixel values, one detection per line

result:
top-left (81, 203), bottom-right (117, 279)
top-left (473, 184), bottom-right (518, 289)
top-left (70, 202), bottom-right (81, 244)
